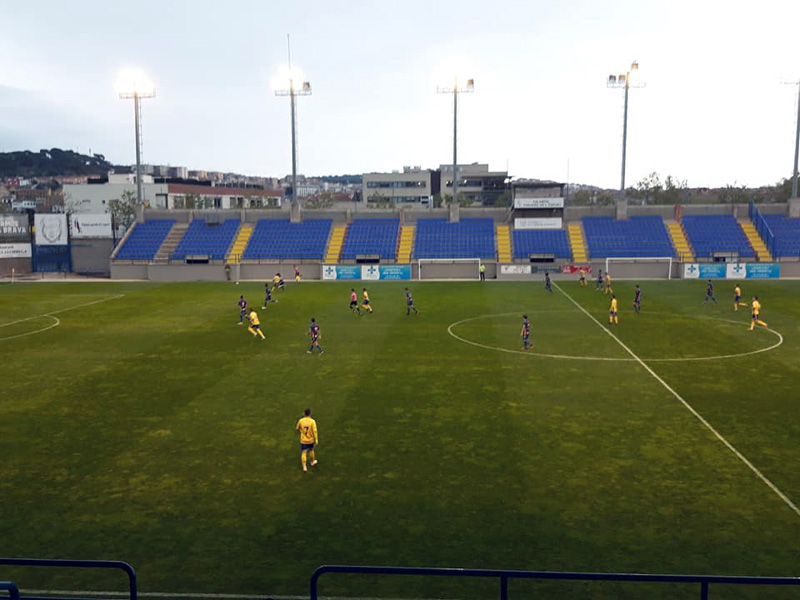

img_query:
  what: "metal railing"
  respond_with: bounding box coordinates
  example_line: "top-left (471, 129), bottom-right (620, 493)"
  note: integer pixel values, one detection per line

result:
top-left (0, 582), bottom-right (20, 600)
top-left (749, 200), bottom-right (776, 258)
top-left (310, 565), bottom-right (800, 600)
top-left (0, 559), bottom-right (136, 600)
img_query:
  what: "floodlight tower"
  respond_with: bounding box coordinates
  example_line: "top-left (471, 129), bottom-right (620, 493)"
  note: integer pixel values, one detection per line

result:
top-left (437, 77), bottom-right (474, 206)
top-left (783, 79), bottom-right (800, 199)
top-left (117, 69), bottom-right (156, 206)
top-left (607, 61), bottom-right (645, 198)
top-left (274, 40), bottom-right (311, 210)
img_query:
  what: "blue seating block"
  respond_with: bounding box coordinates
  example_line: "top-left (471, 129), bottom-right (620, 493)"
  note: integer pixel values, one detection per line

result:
top-left (512, 229), bottom-right (571, 259)
top-left (243, 219), bottom-right (332, 260)
top-left (763, 214), bottom-right (800, 257)
top-left (682, 215), bottom-right (755, 259)
top-left (582, 216), bottom-right (676, 258)
top-left (341, 219), bottom-right (400, 260)
top-left (414, 218), bottom-right (496, 259)
top-left (115, 219), bottom-right (175, 261)
top-left (172, 219), bottom-right (241, 261)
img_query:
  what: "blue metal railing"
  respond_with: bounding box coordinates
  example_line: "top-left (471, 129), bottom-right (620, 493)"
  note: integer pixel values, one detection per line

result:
top-left (0, 582), bottom-right (21, 600)
top-left (749, 200), bottom-right (776, 258)
top-left (310, 565), bottom-right (800, 600)
top-left (0, 559), bottom-right (136, 600)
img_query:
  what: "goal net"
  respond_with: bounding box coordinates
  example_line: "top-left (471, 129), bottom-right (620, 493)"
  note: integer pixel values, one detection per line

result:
top-left (604, 256), bottom-right (674, 280)
top-left (418, 258), bottom-right (482, 281)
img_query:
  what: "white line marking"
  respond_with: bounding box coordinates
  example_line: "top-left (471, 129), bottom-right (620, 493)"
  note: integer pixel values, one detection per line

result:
top-left (447, 312), bottom-right (783, 363)
top-left (0, 295), bottom-right (126, 341)
top-left (0, 315), bottom-right (60, 341)
top-left (553, 283), bottom-right (800, 518)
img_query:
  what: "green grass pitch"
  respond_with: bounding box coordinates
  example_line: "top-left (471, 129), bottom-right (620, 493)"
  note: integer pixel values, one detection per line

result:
top-left (1, 279), bottom-right (799, 599)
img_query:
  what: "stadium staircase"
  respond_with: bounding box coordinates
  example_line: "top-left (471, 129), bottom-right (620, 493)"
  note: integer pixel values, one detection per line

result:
top-left (396, 225), bottom-right (415, 263)
top-left (495, 225), bottom-right (512, 262)
top-left (226, 223), bottom-right (253, 264)
top-left (666, 220), bottom-right (694, 262)
top-left (739, 220), bottom-right (772, 261)
top-left (154, 223), bottom-right (188, 263)
top-left (324, 224), bottom-right (348, 263)
top-left (567, 222), bottom-right (588, 262)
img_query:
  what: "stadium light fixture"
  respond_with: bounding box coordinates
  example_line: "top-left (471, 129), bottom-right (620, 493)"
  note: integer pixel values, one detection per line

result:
top-left (273, 44), bottom-right (311, 208)
top-left (437, 77), bottom-right (474, 207)
top-left (117, 68), bottom-right (156, 206)
top-left (607, 61), bottom-right (645, 198)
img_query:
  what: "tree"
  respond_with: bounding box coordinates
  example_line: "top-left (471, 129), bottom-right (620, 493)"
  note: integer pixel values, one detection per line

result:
top-left (494, 190), bottom-right (512, 207)
top-left (631, 172), bottom-right (688, 204)
top-left (304, 192), bottom-right (335, 209)
top-left (108, 189), bottom-right (136, 232)
top-left (717, 182), bottom-right (750, 204)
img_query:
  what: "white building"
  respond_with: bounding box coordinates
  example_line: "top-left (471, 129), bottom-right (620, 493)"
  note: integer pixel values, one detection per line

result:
top-left (362, 166), bottom-right (440, 205)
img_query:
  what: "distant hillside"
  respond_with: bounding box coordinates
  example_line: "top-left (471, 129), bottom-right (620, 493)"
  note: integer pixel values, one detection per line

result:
top-left (0, 148), bottom-right (120, 178)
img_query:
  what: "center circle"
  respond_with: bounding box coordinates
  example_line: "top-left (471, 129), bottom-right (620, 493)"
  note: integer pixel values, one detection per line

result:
top-left (447, 312), bottom-right (783, 362)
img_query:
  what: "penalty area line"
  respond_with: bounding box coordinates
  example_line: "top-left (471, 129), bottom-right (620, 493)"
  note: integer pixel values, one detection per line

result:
top-left (553, 282), bottom-right (800, 519)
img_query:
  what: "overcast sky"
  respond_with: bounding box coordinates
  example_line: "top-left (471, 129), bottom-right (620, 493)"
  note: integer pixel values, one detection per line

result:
top-left (1, 0), bottom-right (799, 189)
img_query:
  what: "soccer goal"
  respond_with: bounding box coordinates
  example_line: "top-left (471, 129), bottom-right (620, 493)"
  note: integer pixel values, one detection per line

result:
top-left (417, 258), bottom-right (483, 280)
top-left (604, 256), bottom-right (674, 280)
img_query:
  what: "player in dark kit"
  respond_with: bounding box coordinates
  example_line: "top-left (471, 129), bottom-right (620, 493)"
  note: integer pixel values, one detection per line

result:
top-left (405, 288), bottom-right (419, 316)
top-left (520, 315), bottom-right (531, 350)
top-left (307, 318), bottom-right (324, 354)
top-left (262, 282), bottom-right (276, 309)
top-left (704, 279), bottom-right (718, 304)
top-left (633, 285), bottom-right (642, 313)
top-left (545, 272), bottom-right (553, 293)
top-left (237, 295), bottom-right (248, 325)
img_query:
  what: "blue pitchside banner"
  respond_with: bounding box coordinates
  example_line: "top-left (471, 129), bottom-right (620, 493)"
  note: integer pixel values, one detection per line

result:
top-left (685, 262), bottom-right (780, 280)
top-left (322, 264), bottom-right (411, 281)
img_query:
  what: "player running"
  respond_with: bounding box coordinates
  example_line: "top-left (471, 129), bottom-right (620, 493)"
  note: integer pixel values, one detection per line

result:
top-left (609, 294), bottom-right (618, 325)
top-left (405, 288), bottom-right (419, 316)
top-left (295, 408), bottom-right (318, 472)
top-left (247, 308), bottom-right (266, 340)
top-left (273, 273), bottom-right (285, 292)
top-left (237, 295), bottom-right (248, 325)
top-left (361, 288), bottom-right (374, 313)
top-left (521, 314), bottom-right (532, 350)
top-left (544, 272), bottom-right (553, 293)
top-left (349, 289), bottom-right (362, 315)
top-left (733, 284), bottom-right (748, 311)
top-left (262, 281), bottom-right (276, 309)
top-left (704, 279), bottom-right (718, 304)
top-left (307, 317), bottom-right (324, 354)
top-left (749, 296), bottom-right (768, 331)
top-left (632, 284), bottom-right (642, 313)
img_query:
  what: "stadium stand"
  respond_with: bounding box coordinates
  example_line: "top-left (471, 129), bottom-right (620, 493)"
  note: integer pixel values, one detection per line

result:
top-left (681, 214), bottom-right (755, 259)
top-left (512, 229), bottom-right (571, 259)
top-left (763, 214), bottom-right (800, 257)
top-left (242, 219), bottom-right (332, 260)
top-left (582, 216), bottom-right (676, 258)
top-left (114, 219), bottom-right (175, 261)
top-left (340, 218), bottom-right (400, 260)
top-left (414, 218), bottom-right (496, 259)
top-left (171, 219), bottom-right (240, 261)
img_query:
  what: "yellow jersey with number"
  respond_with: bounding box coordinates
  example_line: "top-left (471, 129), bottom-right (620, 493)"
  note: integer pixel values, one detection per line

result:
top-left (296, 417), bottom-right (318, 444)
top-left (248, 311), bottom-right (260, 326)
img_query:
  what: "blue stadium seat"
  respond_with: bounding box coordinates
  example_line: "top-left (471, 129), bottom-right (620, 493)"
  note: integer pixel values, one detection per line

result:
top-left (682, 215), bottom-right (755, 259)
top-left (512, 229), bottom-right (571, 259)
top-left (242, 219), bottom-right (332, 260)
top-left (115, 219), bottom-right (175, 261)
top-left (172, 219), bottom-right (240, 261)
top-left (341, 219), bottom-right (400, 260)
top-left (414, 218), bottom-right (496, 259)
top-left (582, 216), bottom-right (676, 258)
top-left (763, 214), bottom-right (800, 257)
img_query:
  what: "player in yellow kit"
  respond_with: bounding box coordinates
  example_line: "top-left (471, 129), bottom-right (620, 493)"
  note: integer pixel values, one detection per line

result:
top-left (609, 294), bottom-right (618, 325)
top-left (295, 408), bottom-right (318, 472)
top-left (733, 285), bottom-right (748, 311)
top-left (579, 268), bottom-right (588, 287)
top-left (247, 309), bottom-right (266, 340)
top-left (604, 272), bottom-right (613, 295)
top-left (361, 288), bottom-right (374, 313)
top-left (749, 296), bottom-right (768, 331)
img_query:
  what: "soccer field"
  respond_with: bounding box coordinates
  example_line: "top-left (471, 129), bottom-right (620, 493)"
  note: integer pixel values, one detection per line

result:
top-left (1, 279), bottom-right (799, 599)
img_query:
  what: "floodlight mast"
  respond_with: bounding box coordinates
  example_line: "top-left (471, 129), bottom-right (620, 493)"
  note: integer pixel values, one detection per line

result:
top-left (437, 77), bottom-right (474, 206)
top-left (118, 77), bottom-right (155, 206)
top-left (607, 61), bottom-right (645, 198)
top-left (792, 81), bottom-right (800, 199)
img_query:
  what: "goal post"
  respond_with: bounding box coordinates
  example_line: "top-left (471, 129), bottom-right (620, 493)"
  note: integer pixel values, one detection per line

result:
top-left (604, 256), bottom-right (674, 280)
top-left (417, 258), bottom-right (482, 281)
